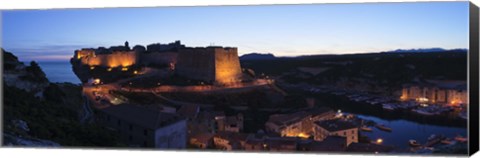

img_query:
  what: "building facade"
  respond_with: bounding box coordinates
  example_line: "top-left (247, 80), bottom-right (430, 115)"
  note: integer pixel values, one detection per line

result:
top-left (96, 104), bottom-right (187, 148)
top-left (400, 81), bottom-right (468, 106)
top-left (313, 119), bottom-right (358, 146)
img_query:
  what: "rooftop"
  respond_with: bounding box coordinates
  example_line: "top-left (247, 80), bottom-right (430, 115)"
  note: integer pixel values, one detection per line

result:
top-left (306, 136), bottom-right (347, 152)
top-left (101, 104), bottom-right (185, 130)
top-left (346, 142), bottom-right (394, 153)
top-left (315, 119), bottom-right (357, 132)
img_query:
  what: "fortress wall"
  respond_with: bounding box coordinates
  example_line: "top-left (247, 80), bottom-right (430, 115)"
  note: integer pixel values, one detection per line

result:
top-left (139, 52), bottom-right (178, 66)
top-left (80, 51), bottom-right (138, 67)
top-left (176, 48), bottom-right (216, 82)
top-left (214, 48), bottom-right (242, 84)
top-left (75, 49), bottom-right (95, 59)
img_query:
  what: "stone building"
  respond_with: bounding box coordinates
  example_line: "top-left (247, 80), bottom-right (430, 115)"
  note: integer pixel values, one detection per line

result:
top-left (73, 41), bottom-right (243, 85)
top-left (400, 80), bottom-right (468, 106)
top-left (313, 119), bottom-right (358, 146)
top-left (175, 46), bottom-right (242, 85)
top-left (265, 107), bottom-right (335, 137)
top-left (96, 104), bottom-right (187, 149)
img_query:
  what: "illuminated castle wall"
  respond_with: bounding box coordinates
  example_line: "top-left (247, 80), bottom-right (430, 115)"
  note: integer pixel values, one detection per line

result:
top-left (400, 82), bottom-right (468, 106)
top-left (75, 49), bottom-right (137, 68)
top-left (176, 47), bottom-right (242, 84)
top-left (73, 41), bottom-right (243, 84)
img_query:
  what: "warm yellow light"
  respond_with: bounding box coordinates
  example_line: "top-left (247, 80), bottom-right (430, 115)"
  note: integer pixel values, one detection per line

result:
top-left (93, 79), bottom-right (101, 85)
top-left (90, 66), bottom-right (95, 70)
top-left (121, 67), bottom-right (128, 71)
top-left (133, 70), bottom-right (138, 74)
top-left (376, 138), bottom-right (383, 144)
top-left (297, 133), bottom-right (309, 138)
top-left (416, 97), bottom-right (429, 103)
top-left (107, 68), bottom-right (112, 71)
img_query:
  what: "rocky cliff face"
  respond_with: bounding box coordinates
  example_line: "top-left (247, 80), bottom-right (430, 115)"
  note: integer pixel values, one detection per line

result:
top-left (2, 49), bottom-right (50, 98)
top-left (3, 49), bottom-right (123, 147)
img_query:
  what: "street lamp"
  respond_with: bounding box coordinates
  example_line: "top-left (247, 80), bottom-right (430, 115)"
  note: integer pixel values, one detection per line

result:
top-left (376, 138), bottom-right (383, 144)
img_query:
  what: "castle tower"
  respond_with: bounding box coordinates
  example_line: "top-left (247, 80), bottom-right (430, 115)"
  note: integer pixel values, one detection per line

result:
top-left (125, 41), bottom-right (130, 50)
top-left (175, 47), bottom-right (242, 85)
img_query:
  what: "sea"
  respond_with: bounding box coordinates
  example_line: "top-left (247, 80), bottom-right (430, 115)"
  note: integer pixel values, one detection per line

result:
top-left (37, 61), bottom-right (81, 84)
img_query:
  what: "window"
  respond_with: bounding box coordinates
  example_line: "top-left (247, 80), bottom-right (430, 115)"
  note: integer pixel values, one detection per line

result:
top-left (352, 130), bottom-right (355, 134)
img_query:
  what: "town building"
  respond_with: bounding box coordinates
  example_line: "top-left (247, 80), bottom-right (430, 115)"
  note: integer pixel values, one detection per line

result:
top-left (216, 113), bottom-right (244, 133)
top-left (313, 119), bottom-right (358, 146)
top-left (265, 107), bottom-right (335, 138)
top-left (298, 136), bottom-right (347, 152)
top-left (400, 80), bottom-right (468, 106)
top-left (96, 104), bottom-right (187, 149)
top-left (189, 132), bottom-right (215, 149)
top-left (213, 131), bottom-right (249, 150)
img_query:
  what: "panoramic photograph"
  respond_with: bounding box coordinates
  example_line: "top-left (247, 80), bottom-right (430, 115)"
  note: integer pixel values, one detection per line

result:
top-left (1, 1), bottom-right (470, 156)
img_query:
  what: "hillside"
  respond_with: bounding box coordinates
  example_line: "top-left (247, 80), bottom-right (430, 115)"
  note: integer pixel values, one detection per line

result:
top-left (2, 49), bottom-right (124, 147)
top-left (240, 49), bottom-right (467, 94)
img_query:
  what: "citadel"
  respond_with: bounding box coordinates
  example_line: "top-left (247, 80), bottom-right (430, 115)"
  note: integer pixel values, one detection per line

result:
top-left (72, 41), bottom-right (243, 85)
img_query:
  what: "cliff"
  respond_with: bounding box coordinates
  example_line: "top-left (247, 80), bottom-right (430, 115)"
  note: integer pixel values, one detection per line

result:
top-left (2, 49), bottom-right (50, 98)
top-left (71, 41), bottom-right (244, 85)
top-left (3, 49), bottom-right (124, 147)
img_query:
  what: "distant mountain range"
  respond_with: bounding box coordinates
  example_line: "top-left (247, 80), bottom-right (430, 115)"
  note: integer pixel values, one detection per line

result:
top-left (239, 53), bottom-right (276, 60)
top-left (383, 48), bottom-right (467, 53)
top-left (240, 48), bottom-right (467, 60)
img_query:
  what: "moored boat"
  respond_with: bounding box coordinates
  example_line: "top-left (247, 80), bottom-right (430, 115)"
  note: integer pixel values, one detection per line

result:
top-left (360, 126), bottom-right (373, 132)
top-left (409, 140), bottom-right (421, 147)
top-left (454, 135), bottom-right (467, 143)
top-left (375, 124), bottom-right (392, 132)
top-left (382, 104), bottom-right (396, 111)
top-left (441, 139), bottom-right (453, 145)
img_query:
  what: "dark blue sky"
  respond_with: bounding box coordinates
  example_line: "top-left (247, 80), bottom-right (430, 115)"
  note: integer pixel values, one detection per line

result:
top-left (1, 2), bottom-right (469, 61)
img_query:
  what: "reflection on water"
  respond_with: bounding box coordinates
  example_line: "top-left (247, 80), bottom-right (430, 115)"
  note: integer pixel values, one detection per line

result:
top-left (354, 114), bottom-right (467, 150)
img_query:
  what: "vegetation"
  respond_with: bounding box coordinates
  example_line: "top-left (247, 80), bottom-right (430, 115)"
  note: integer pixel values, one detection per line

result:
top-left (242, 51), bottom-right (467, 91)
top-left (3, 80), bottom-right (124, 147)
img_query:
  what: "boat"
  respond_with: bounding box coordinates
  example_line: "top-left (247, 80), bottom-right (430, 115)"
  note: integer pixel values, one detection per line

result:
top-left (382, 104), bottom-right (396, 111)
top-left (375, 124), bottom-right (392, 132)
top-left (454, 135), bottom-right (467, 143)
top-left (424, 134), bottom-right (444, 147)
top-left (360, 126), bottom-right (373, 132)
top-left (412, 109), bottom-right (436, 116)
top-left (409, 140), bottom-right (421, 147)
top-left (441, 139), bottom-right (453, 145)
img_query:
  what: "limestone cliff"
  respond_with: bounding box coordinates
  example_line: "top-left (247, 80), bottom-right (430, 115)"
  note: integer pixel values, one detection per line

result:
top-left (2, 49), bottom-right (50, 97)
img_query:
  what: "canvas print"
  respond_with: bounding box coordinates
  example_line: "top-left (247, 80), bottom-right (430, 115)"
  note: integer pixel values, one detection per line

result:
top-left (1, 1), bottom-right (472, 156)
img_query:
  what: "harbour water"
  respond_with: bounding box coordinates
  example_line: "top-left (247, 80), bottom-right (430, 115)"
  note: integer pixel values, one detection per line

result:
top-left (354, 113), bottom-right (467, 151)
top-left (37, 61), bottom-right (81, 84)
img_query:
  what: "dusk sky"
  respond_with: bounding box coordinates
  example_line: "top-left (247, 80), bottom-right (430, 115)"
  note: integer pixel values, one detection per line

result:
top-left (1, 2), bottom-right (469, 61)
